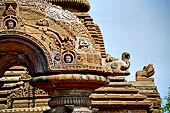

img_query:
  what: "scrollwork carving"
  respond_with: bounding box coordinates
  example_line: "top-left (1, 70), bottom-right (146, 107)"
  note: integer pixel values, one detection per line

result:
top-left (16, 0), bottom-right (48, 12)
top-left (4, 5), bottom-right (16, 16)
top-left (41, 27), bottom-right (61, 51)
top-left (8, 83), bottom-right (48, 99)
top-left (55, 21), bottom-right (90, 38)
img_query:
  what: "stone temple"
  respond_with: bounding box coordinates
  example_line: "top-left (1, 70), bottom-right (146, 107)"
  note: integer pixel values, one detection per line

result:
top-left (0, 0), bottom-right (161, 113)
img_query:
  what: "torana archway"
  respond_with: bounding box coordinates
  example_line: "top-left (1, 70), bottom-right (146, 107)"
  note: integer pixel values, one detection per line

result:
top-left (0, 35), bottom-right (48, 77)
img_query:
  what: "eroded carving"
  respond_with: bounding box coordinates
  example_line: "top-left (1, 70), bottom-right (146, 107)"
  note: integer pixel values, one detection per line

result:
top-left (55, 21), bottom-right (90, 38)
top-left (105, 52), bottom-right (130, 73)
top-left (62, 37), bottom-right (74, 51)
top-left (36, 18), bottom-right (49, 27)
top-left (47, 50), bottom-right (62, 69)
top-left (41, 27), bottom-right (61, 50)
top-left (45, 6), bottom-right (81, 24)
top-left (4, 5), bottom-right (16, 16)
top-left (16, 0), bottom-right (48, 12)
top-left (1, 1), bottom-right (25, 30)
top-left (136, 64), bottom-right (155, 81)
top-left (76, 37), bottom-right (94, 50)
top-left (6, 19), bottom-right (16, 29)
top-left (54, 53), bottom-right (61, 62)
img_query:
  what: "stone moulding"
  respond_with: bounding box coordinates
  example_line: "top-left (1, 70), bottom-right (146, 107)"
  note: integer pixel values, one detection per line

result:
top-left (45, 0), bottom-right (90, 12)
top-left (30, 74), bottom-right (109, 90)
top-left (30, 74), bottom-right (108, 113)
top-left (48, 97), bottom-right (91, 107)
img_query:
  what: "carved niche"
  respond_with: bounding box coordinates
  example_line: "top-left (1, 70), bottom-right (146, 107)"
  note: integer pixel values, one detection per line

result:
top-left (0, 0), bottom-right (24, 30)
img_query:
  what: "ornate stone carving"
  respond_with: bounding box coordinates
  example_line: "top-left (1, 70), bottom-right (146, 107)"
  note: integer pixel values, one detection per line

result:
top-left (64, 53), bottom-right (74, 63)
top-left (104, 52), bottom-right (130, 73)
top-left (2, 16), bottom-right (18, 30)
top-left (46, 50), bottom-right (62, 69)
top-left (0, 0), bottom-right (25, 30)
top-left (16, 0), bottom-right (48, 12)
top-left (36, 18), bottom-right (49, 27)
top-left (9, 83), bottom-right (46, 99)
top-left (136, 64), bottom-right (155, 81)
top-left (6, 20), bottom-right (16, 29)
top-left (76, 37), bottom-right (94, 50)
top-left (55, 21), bottom-right (90, 38)
top-left (62, 38), bottom-right (74, 51)
top-left (45, 6), bottom-right (81, 24)
top-left (41, 27), bottom-right (61, 51)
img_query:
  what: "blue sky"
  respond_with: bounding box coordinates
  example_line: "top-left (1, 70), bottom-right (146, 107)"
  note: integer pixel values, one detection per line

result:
top-left (89, 0), bottom-right (170, 105)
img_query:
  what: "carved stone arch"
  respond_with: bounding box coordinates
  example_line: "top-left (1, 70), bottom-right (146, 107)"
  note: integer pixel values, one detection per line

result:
top-left (0, 35), bottom-right (48, 77)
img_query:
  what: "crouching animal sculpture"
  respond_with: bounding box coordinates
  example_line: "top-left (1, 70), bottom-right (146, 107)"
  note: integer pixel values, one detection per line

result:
top-left (136, 64), bottom-right (155, 81)
top-left (105, 52), bottom-right (130, 74)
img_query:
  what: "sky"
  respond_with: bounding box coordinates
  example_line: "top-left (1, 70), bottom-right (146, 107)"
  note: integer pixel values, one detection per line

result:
top-left (89, 0), bottom-right (170, 106)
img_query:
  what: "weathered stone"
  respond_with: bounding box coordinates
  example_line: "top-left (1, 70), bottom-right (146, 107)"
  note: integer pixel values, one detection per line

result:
top-left (0, 0), bottom-right (161, 113)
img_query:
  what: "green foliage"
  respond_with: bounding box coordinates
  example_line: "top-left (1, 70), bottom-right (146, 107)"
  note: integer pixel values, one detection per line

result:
top-left (162, 87), bottom-right (170, 113)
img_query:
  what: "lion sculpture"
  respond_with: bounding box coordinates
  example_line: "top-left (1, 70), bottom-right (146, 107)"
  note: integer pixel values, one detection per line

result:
top-left (136, 64), bottom-right (155, 81)
top-left (105, 52), bottom-right (130, 73)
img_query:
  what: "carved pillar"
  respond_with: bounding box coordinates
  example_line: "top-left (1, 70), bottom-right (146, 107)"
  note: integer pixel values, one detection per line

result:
top-left (30, 74), bottom-right (108, 113)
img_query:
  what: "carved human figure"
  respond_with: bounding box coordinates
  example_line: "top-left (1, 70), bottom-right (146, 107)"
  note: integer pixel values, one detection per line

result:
top-left (6, 20), bottom-right (15, 29)
top-left (64, 54), bottom-right (73, 63)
